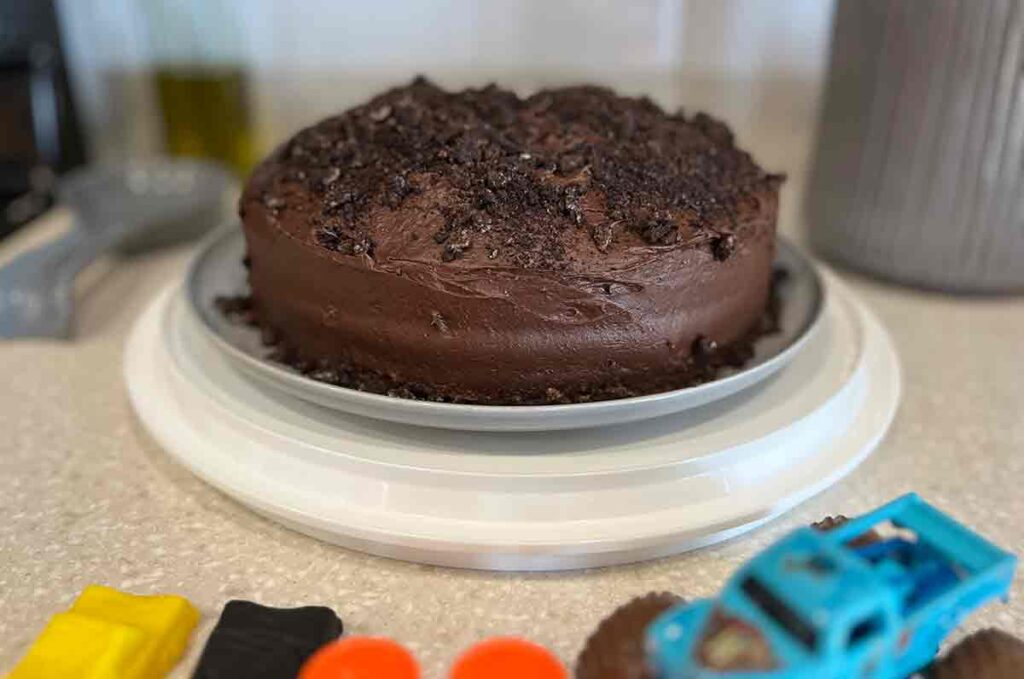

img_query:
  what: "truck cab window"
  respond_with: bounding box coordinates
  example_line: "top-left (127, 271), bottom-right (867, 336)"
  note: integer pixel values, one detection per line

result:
top-left (848, 614), bottom-right (883, 647)
top-left (740, 576), bottom-right (818, 650)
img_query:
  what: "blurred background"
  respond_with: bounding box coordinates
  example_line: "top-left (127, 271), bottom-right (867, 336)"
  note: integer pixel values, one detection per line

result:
top-left (6, 0), bottom-right (1023, 292)
top-left (2, 0), bottom-right (832, 237)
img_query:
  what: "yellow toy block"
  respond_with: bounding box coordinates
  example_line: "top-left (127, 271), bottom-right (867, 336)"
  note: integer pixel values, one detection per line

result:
top-left (8, 612), bottom-right (147, 679)
top-left (9, 585), bottom-right (199, 679)
top-left (70, 585), bottom-right (199, 677)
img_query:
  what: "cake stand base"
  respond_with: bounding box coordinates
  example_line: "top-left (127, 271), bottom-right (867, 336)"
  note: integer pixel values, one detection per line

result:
top-left (125, 270), bottom-right (899, 571)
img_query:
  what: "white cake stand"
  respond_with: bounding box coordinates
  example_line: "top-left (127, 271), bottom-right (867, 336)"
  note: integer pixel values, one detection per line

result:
top-left (124, 269), bottom-right (899, 571)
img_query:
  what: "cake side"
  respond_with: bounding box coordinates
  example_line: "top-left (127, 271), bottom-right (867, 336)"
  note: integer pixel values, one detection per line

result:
top-left (239, 79), bottom-right (783, 404)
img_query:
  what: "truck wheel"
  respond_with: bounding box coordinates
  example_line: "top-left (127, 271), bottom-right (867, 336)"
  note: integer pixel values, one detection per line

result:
top-left (575, 591), bottom-right (683, 679)
top-left (931, 629), bottom-right (1024, 678)
top-left (811, 514), bottom-right (881, 546)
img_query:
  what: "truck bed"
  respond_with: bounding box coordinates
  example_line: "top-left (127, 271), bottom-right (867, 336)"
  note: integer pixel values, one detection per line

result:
top-left (827, 494), bottom-right (1016, 626)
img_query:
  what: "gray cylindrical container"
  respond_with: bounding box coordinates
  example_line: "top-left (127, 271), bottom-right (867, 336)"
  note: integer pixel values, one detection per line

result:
top-left (807, 0), bottom-right (1024, 292)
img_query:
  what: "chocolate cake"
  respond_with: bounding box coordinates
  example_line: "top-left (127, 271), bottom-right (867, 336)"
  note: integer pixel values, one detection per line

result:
top-left (239, 78), bottom-right (783, 404)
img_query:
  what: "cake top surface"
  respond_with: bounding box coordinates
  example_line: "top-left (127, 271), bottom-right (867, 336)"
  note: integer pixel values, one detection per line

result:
top-left (246, 77), bottom-right (782, 271)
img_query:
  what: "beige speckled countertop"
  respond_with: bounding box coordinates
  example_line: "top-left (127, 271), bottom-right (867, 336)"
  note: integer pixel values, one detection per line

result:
top-left (2, 198), bottom-right (1023, 676)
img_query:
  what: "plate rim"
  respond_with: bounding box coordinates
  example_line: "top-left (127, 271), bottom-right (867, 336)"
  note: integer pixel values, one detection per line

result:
top-left (184, 224), bottom-right (825, 417)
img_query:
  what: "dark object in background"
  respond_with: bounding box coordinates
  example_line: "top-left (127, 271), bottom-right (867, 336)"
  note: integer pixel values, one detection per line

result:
top-left (0, 0), bottom-right (85, 238)
top-left (807, 0), bottom-right (1024, 293)
top-left (192, 600), bottom-right (343, 679)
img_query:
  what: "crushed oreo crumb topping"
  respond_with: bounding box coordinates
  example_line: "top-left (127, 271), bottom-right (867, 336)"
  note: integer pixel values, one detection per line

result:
top-left (712, 232), bottom-right (737, 261)
top-left (258, 77), bottom-right (781, 269)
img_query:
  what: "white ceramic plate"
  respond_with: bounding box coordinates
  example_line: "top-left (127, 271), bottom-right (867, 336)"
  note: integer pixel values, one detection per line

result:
top-left (185, 225), bottom-right (823, 431)
top-left (124, 270), bottom-right (899, 570)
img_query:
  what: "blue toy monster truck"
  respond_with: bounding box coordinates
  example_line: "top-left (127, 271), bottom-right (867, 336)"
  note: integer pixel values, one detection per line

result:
top-left (644, 494), bottom-right (1017, 678)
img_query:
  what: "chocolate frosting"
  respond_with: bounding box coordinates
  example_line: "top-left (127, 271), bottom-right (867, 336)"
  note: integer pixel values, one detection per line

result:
top-left (240, 79), bottom-right (782, 404)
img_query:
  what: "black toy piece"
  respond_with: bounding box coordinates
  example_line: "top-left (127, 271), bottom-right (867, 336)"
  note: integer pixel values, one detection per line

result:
top-left (192, 600), bottom-right (343, 678)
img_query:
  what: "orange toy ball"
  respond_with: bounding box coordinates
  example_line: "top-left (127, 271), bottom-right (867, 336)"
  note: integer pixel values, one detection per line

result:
top-left (299, 637), bottom-right (420, 679)
top-left (450, 637), bottom-right (567, 679)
